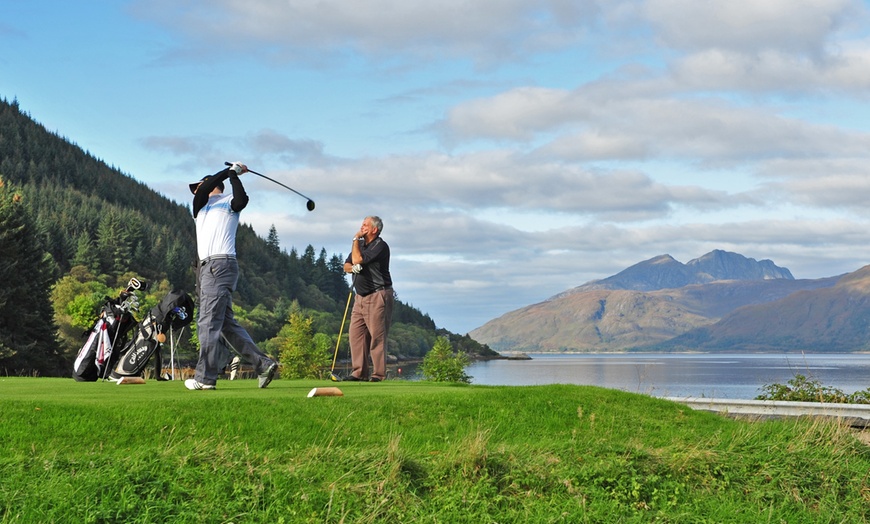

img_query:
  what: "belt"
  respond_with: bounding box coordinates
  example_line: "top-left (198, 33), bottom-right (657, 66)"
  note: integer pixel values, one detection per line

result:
top-left (358, 286), bottom-right (391, 297)
top-left (200, 254), bottom-right (236, 267)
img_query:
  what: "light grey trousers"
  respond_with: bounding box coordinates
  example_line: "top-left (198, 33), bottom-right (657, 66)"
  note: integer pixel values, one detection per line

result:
top-left (196, 258), bottom-right (272, 385)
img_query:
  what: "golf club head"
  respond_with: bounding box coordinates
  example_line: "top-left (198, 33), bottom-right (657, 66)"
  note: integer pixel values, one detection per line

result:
top-left (306, 200), bottom-right (315, 211)
top-left (329, 372), bottom-right (341, 382)
top-left (126, 277), bottom-right (148, 292)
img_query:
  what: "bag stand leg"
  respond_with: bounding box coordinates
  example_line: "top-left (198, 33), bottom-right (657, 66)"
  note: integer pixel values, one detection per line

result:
top-left (169, 326), bottom-right (185, 381)
top-left (101, 315), bottom-right (127, 382)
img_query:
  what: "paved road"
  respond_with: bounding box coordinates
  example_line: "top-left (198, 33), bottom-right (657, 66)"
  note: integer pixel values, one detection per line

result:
top-left (664, 397), bottom-right (870, 429)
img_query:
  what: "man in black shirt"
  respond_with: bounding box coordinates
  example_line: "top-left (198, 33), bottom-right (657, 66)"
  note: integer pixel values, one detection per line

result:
top-left (343, 216), bottom-right (393, 382)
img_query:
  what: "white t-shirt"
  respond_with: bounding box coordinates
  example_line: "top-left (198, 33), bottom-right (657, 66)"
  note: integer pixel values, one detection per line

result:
top-left (195, 193), bottom-right (240, 260)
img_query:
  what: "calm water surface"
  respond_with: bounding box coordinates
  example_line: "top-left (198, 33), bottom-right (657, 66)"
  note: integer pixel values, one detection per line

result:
top-left (462, 353), bottom-right (870, 399)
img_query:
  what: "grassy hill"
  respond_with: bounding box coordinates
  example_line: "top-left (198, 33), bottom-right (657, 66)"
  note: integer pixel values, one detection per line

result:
top-left (1, 377), bottom-right (868, 522)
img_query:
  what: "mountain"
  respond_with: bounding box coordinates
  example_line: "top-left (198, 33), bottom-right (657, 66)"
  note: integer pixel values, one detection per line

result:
top-left (566, 250), bottom-right (793, 293)
top-left (470, 250), bottom-right (851, 353)
top-left (658, 266), bottom-right (870, 352)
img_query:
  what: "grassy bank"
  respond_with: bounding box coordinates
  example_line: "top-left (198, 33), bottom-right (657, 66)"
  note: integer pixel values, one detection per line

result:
top-left (1, 377), bottom-right (868, 523)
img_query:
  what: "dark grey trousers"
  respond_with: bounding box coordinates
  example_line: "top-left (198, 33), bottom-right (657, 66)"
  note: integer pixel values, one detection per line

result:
top-left (195, 258), bottom-right (272, 385)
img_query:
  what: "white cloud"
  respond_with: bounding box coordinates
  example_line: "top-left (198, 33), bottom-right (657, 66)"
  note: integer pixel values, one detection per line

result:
top-left (130, 0), bottom-right (603, 66)
top-left (644, 0), bottom-right (858, 54)
top-left (440, 87), bottom-right (578, 141)
top-left (672, 47), bottom-right (870, 93)
top-left (442, 83), bottom-right (870, 166)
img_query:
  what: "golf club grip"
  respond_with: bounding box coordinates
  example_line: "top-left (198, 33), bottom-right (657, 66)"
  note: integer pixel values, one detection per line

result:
top-left (224, 161), bottom-right (263, 176)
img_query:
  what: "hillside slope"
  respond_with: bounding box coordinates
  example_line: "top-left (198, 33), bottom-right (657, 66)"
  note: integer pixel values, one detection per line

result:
top-left (471, 250), bottom-right (844, 352)
top-left (0, 97), bottom-right (466, 374)
top-left (657, 266), bottom-right (870, 352)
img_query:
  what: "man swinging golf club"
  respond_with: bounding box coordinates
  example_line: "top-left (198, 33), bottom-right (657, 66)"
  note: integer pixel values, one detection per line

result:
top-left (342, 216), bottom-right (393, 382)
top-left (185, 162), bottom-right (278, 390)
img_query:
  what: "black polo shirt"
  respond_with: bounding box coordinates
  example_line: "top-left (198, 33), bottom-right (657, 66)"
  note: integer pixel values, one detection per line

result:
top-left (346, 236), bottom-right (392, 296)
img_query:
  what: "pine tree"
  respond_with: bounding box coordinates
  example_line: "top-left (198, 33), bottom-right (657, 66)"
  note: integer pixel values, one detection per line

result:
top-left (0, 176), bottom-right (63, 375)
top-left (266, 224), bottom-right (280, 254)
top-left (164, 238), bottom-right (193, 291)
top-left (314, 247), bottom-right (330, 289)
top-left (327, 253), bottom-right (349, 301)
top-left (96, 208), bottom-right (132, 275)
top-left (71, 231), bottom-right (99, 271)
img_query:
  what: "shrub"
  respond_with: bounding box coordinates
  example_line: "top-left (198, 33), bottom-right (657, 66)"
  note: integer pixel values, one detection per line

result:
top-left (757, 374), bottom-right (870, 404)
top-left (420, 336), bottom-right (470, 383)
top-left (268, 311), bottom-right (330, 379)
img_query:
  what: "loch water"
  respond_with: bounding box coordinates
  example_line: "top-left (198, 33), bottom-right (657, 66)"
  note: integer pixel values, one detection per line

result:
top-left (461, 353), bottom-right (870, 399)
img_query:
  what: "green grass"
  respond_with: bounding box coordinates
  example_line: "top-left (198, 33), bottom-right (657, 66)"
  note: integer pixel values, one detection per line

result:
top-left (1, 377), bottom-right (868, 523)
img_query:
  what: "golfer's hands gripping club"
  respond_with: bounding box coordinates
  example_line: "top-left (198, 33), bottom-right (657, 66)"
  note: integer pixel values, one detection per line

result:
top-left (352, 264), bottom-right (362, 274)
top-left (227, 161), bottom-right (248, 175)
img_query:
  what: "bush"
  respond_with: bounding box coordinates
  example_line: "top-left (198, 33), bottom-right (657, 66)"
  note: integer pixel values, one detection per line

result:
top-left (267, 311), bottom-right (330, 379)
top-left (757, 374), bottom-right (870, 404)
top-left (420, 336), bottom-right (470, 383)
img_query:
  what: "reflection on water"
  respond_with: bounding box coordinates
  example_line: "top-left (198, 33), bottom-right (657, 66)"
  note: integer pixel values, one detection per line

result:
top-left (462, 353), bottom-right (870, 399)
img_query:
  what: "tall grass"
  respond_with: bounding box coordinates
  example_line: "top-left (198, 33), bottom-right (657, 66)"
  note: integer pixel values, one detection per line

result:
top-left (1, 377), bottom-right (868, 523)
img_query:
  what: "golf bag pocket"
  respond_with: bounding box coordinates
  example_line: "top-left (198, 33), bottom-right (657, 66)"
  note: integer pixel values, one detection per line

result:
top-left (73, 318), bottom-right (111, 382)
top-left (110, 314), bottom-right (161, 379)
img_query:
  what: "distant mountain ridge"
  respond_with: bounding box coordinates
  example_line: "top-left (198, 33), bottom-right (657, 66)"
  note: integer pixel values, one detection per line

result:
top-left (470, 250), bottom-right (866, 353)
top-left (568, 250), bottom-right (793, 294)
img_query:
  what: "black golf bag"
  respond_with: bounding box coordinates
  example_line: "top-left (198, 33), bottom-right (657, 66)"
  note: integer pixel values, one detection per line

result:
top-left (109, 289), bottom-right (194, 380)
top-left (72, 279), bottom-right (145, 382)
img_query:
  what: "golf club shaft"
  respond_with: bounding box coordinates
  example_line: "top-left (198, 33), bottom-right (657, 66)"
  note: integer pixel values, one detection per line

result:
top-left (331, 291), bottom-right (354, 372)
top-left (224, 162), bottom-right (315, 203)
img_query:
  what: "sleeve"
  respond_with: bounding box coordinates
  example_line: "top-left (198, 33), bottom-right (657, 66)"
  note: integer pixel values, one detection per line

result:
top-left (228, 173), bottom-right (249, 212)
top-left (192, 169), bottom-right (231, 217)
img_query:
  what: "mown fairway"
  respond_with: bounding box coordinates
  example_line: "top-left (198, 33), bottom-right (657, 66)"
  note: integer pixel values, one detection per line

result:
top-left (1, 377), bottom-right (868, 523)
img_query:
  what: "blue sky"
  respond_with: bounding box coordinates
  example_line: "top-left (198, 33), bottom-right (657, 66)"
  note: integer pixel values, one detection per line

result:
top-left (4, 0), bottom-right (870, 335)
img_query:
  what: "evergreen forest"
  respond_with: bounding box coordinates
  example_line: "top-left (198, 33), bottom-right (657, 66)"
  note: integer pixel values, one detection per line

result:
top-left (0, 97), bottom-right (494, 377)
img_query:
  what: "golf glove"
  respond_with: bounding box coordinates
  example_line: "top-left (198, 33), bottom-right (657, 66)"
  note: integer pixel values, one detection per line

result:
top-left (352, 264), bottom-right (362, 274)
top-left (228, 162), bottom-right (244, 174)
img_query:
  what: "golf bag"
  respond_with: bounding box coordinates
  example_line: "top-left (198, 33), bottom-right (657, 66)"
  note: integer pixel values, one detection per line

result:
top-left (72, 278), bottom-right (145, 382)
top-left (109, 289), bottom-right (194, 380)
